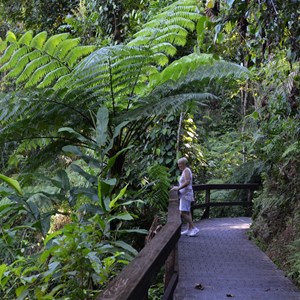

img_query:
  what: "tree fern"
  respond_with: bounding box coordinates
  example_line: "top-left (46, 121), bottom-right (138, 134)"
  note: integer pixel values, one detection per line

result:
top-left (0, 31), bottom-right (95, 89)
top-left (128, 0), bottom-right (201, 61)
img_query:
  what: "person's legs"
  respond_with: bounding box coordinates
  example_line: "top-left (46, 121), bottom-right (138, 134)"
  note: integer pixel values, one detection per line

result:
top-left (179, 199), bottom-right (199, 236)
top-left (181, 211), bottom-right (195, 230)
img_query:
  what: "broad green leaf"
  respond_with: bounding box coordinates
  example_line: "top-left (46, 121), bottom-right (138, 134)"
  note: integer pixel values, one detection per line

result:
top-left (0, 174), bottom-right (23, 196)
top-left (96, 106), bottom-right (109, 148)
top-left (44, 230), bottom-right (63, 246)
top-left (112, 240), bottom-right (138, 256)
top-left (109, 184), bottom-right (128, 209)
top-left (107, 212), bottom-right (133, 223)
top-left (206, 0), bottom-right (215, 9)
top-left (0, 264), bottom-right (7, 284)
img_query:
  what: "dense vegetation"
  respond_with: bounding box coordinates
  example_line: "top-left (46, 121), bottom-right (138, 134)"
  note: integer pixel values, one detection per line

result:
top-left (0, 0), bottom-right (299, 298)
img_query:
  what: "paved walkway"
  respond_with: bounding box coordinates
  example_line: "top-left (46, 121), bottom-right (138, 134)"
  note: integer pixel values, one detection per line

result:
top-left (173, 218), bottom-right (300, 300)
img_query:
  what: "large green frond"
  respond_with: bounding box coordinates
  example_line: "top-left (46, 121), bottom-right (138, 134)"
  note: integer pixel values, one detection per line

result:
top-left (16, 56), bottom-right (50, 85)
top-left (64, 45), bottom-right (96, 68)
top-left (149, 53), bottom-right (249, 90)
top-left (129, 0), bottom-right (200, 60)
top-left (63, 45), bottom-right (156, 104)
top-left (0, 31), bottom-right (95, 89)
top-left (43, 33), bottom-right (69, 56)
top-left (37, 67), bottom-right (70, 88)
top-left (0, 43), bottom-right (19, 65)
top-left (30, 31), bottom-right (48, 50)
top-left (53, 38), bottom-right (81, 60)
top-left (25, 61), bottom-right (61, 88)
top-left (0, 46), bottom-right (29, 72)
top-left (6, 50), bottom-right (42, 78)
top-left (18, 30), bottom-right (33, 46)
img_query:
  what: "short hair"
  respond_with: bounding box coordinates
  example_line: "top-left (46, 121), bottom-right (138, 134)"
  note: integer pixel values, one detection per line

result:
top-left (178, 157), bottom-right (188, 165)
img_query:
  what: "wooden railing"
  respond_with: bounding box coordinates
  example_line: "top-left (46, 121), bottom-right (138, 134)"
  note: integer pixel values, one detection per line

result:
top-left (97, 183), bottom-right (259, 299)
top-left (192, 183), bottom-right (260, 219)
top-left (96, 190), bottom-right (181, 300)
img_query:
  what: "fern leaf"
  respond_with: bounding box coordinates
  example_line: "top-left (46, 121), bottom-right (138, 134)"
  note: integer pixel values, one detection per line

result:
top-left (43, 33), bottom-right (69, 56)
top-left (16, 56), bottom-right (50, 85)
top-left (18, 30), bottom-right (33, 46)
top-left (25, 61), bottom-right (61, 88)
top-left (6, 50), bottom-right (42, 78)
top-left (37, 66), bottom-right (70, 88)
top-left (0, 43), bottom-right (19, 65)
top-left (30, 31), bottom-right (48, 50)
top-left (53, 38), bottom-right (81, 60)
top-left (0, 40), bottom-right (7, 53)
top-left (6, 31), bottom-right (17, 43)
top-left (150, 43), bottom-right (177, 56)
top-left (64, 45), bottom-right (96, 68)
top-left (0, 46), bottom-right (30, 72)
top-left (52, 74), bottom-right (72, 90)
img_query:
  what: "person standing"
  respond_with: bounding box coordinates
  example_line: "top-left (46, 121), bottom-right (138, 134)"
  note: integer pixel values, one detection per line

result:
top-left (171, 157), bottom-right (199, 236)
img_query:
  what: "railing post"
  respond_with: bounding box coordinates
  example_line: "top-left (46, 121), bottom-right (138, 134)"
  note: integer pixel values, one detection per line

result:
top-left (246, 188), bottom-right (254, 215)
top-left (202, 189), bottom-right (210, 219)
top-left (164, 190), bottom-right (179, 289)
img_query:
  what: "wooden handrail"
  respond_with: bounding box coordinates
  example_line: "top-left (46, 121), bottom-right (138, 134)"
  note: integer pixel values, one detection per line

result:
top-left (192, 183), bottom-right (260, 219)
top-left (96, 190), bottom-right (181, 300)
top-left (193, 183), bottom-right (259, 191)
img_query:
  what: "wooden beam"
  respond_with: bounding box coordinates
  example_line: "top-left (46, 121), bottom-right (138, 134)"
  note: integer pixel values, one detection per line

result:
top-left (193, 183), bottom-right (259, 191)
top-left (96, 191), bottom-right (181, 300)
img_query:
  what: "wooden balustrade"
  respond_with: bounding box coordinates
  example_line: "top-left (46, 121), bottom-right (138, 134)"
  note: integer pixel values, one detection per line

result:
top-left (96, 190), bottom-right (181, 300)
top-left (192, 183), bottom-right (260, 219)
top-left (96, 183), bottom-right (259, 299)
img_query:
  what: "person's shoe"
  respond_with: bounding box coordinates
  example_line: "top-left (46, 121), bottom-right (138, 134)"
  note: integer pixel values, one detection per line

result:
top-left (181, 229), bottom-right (191, 235)
top-left (188, 227), bottom-right (199, 237)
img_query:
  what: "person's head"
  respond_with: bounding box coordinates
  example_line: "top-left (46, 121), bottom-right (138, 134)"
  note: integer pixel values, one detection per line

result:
top-left (177, 157), bottom-right (188, 171)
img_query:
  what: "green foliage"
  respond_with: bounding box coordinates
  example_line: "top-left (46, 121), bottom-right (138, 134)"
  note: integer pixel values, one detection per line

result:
top-left (0, 30), bottom-right (95, 89)
top-left (288, 237), bottom-right (300, 286)
top-left (142, 164), bottom-right (171, 211)
top-left (128, 0), bottom-right (200, 56)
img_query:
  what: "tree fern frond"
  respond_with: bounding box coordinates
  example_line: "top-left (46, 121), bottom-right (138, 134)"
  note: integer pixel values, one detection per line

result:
top-left (5, 50), bottom-right (42, 78)
top-left (121, 92), bottom-right (214, 121)
top-left (65, 45), bottom-right (154, 102)
top-left (30, 31), bottom-right (48, 50)
top-left (16, 56), bottom-right (50, 84)
top-left (0, 43), bottom-right (19, 65)
top-left (37, 67), bottom-right (70, 88)
top-left (150, 53), bottom-right (169, 67)
top-left (64, 45), bottom-right (96, 68)
top-left (52, 74), bottom-right (72, 90)
top-left (6, 31), bottom-right (17, 43)
top-left (0, 40), bottom-right (7, 53)
top-left (25, 61), bottom-right (61, 88)
top-left (149, 53), bottom-right (249, 89)
top-left (18, 30), bottom-right (33, 46)
top-left (0, 30), bottom-right (96, 89)
top-left (53, 38), bottom-right (81, 60)
top-left (0, 46), bottom-right (29, 72)
top-left (43, 33), bottom-right (69, 56)
top-left (129, 0), bottom-right (200, 58)
top-left (150, 43), bottom-right (177, 56)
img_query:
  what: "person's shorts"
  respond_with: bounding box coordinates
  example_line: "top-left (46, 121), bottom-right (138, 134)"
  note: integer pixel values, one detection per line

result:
top-left (179, 198), bottom-right (193, 212)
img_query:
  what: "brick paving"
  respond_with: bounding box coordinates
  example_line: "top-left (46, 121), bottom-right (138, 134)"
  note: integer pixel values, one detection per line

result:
top-left (173, 217), bottom-right (300, 300)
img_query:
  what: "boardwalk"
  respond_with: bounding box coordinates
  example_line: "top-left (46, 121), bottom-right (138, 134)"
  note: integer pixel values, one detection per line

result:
top-left (174, 217), bottom-right (300, 300)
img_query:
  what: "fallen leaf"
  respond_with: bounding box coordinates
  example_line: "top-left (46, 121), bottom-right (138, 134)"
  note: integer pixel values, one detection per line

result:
top-left (194, 283), bottom-right (204, 290)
